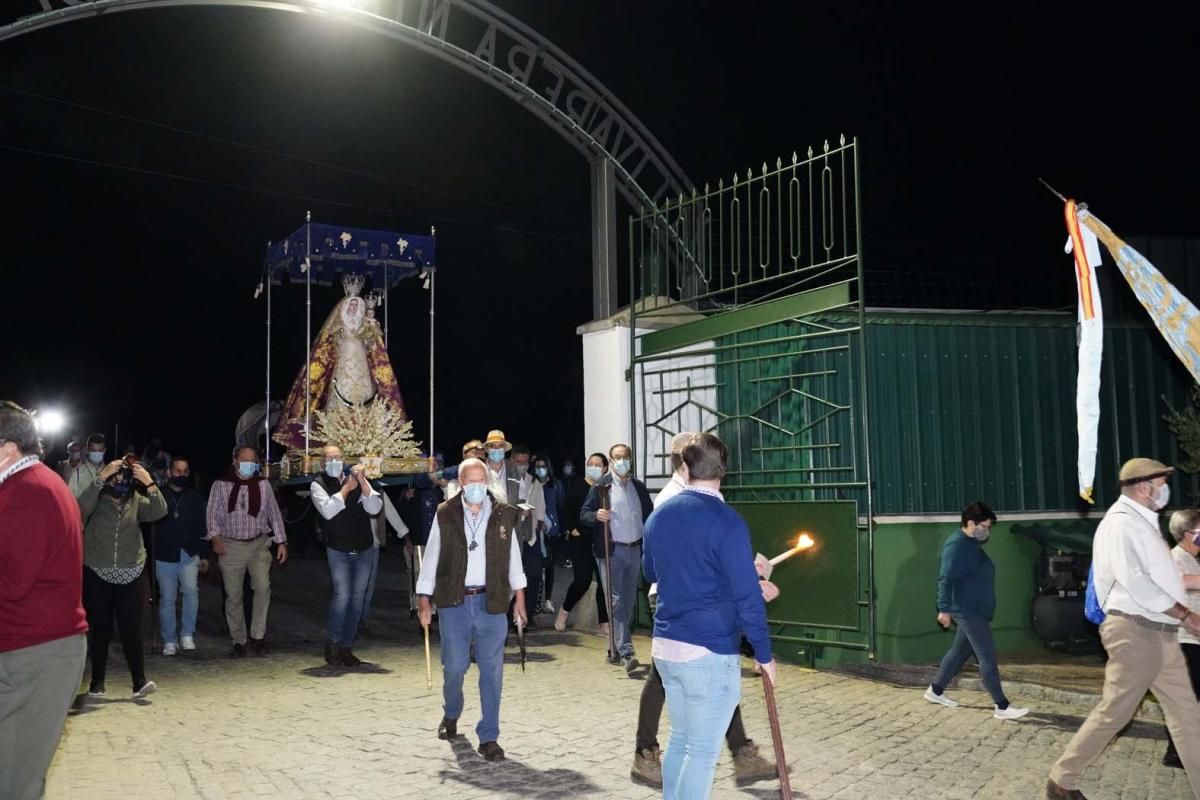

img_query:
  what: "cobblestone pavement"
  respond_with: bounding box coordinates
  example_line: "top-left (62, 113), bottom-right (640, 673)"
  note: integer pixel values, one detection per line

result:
top-left (46, 553), bottom-right (1193, 800)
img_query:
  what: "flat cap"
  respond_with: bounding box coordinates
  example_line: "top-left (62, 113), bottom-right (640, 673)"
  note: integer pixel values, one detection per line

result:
top-left (1118, 457), bottom-right (1174, 484)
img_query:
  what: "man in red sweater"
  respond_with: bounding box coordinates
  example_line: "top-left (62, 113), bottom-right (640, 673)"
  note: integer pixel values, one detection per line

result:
top-left (0, 401), bottom-right (89, 800)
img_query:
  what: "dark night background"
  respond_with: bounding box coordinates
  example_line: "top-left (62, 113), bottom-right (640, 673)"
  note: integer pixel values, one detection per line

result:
top-left (2, 2), bottom-right (1196, 479)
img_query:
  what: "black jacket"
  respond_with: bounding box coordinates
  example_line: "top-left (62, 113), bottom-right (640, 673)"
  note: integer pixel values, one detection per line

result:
top-left (155, 486), bottom-right (211, 562)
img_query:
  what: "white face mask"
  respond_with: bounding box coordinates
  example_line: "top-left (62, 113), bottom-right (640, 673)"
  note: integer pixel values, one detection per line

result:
top-left (1152, 483), bottom-right (1171, 511)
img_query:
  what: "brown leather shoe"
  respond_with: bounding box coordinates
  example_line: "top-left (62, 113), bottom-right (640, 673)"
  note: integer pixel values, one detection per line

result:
top-left (251, 638), bottom-right (267, 657)
top-left (437, 717), bottom-right (458, 740)
top-left (339, 648), bottom-right (363, 667)
top-left (1046, 778), bottom-right (1088, 799)
top-left (478, 741), bottom-right (505, 761)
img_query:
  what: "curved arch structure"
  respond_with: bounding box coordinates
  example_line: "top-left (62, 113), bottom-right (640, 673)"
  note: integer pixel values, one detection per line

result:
top-left (4, 0), bottom-right (691, 210)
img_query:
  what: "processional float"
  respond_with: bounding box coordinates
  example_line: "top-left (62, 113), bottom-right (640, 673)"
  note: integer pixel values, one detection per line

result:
top-left (256, 212), bottom-right (437, 479)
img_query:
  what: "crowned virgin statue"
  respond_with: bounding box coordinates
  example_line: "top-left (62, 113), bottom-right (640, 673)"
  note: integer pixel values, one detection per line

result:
top-left (272, 273), bottom-right (407, 450)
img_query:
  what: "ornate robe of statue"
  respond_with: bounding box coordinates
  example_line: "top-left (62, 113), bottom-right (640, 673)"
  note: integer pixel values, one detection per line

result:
top-left (273, 276), bottom-right (406, 451)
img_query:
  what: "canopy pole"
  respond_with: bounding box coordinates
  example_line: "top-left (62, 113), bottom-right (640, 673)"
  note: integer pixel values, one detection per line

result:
top-left (264, 242), bottom-right (272, 466)
top-left (304, 210), bottom-right (312, 460)
top-left (384, 264), bottom-right (390, 349)
top-left (429, 225), bottom-right (436, 462)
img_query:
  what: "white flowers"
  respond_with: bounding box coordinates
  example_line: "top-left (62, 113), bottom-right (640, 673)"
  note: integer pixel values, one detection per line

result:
top-left (313, 398), bottom-right (422, 458)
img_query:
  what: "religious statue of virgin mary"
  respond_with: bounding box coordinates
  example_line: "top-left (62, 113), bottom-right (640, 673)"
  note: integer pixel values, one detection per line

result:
top-left (272, 273), bottom-right (407, 450)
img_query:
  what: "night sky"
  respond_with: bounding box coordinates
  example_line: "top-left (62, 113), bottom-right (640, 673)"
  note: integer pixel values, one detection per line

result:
top-left (2, 2), bottom-right (1195, 479)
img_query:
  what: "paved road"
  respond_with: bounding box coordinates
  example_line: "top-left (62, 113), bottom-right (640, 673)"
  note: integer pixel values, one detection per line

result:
top-left (46, 552), bottom-right (1192, 799)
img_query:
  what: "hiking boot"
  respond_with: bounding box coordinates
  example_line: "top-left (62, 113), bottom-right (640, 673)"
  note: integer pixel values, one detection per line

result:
top-left (339, 648), bottom-right (363, 667)
top-left (733, 741), bottom-right (777, 785)
top-left (324, 640), bottom-right (339, 666)
top-left (478, 741), bottom-right (506, 761)
top-left (437, 717), bottom-right (458, 740)
top-left (630, 746), bottom-right (662, 788)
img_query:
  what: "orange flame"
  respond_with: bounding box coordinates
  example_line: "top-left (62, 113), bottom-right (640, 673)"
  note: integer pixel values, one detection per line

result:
top-left (796, 532), bottom-right (815, 550)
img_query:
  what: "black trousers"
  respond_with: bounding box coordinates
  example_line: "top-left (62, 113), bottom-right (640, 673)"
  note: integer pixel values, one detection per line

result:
top-left (1163, 642), bottom-right (1200, 761)
top-left (636, 659), bottom-right (749, 754)
top-left (561, 533), bottom-right (607, 623)
top-left (543, 536), bottom-right (567, 599)
top-left (82, 567), bottom-right (146, 690)
top-left (522, 539), bottom-right (545, 611)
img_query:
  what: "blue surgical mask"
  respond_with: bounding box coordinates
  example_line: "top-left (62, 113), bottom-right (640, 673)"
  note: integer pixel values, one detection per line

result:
top-left (463, 482), bottom-right (488, 504)
top-left (325, 460), bottom-right (343, 479)
top-left (237, 461), bottom-right (257, 479)
top-left (487, 449), bottom-right (505, 464)
top-left (535, 467), bottom-right (548, 480)
top-left (585, 465), bottom-right (603, 482)
top-left (613, 459), bottom-right (631, 477)
top-left (88, 451), bottom-right (105, 465)
top-left (107, 481), bottom-right (131, 497)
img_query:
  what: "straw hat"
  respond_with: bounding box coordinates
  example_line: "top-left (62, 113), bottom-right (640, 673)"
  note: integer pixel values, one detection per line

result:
top-left (484, 430), bottom-right (512, 452)
top-left (1118, 457), bottom-right (1174, 485)
top-left (461, 439), bottom-right (485, 455)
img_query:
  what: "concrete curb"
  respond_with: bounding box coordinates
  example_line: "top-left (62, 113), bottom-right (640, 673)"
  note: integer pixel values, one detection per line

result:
top-left (957, 677), bottom-right (1165, 722)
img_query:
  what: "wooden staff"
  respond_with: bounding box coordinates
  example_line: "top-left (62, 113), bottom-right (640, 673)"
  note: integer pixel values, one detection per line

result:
top-left (423, 622), bottom-right (433, 690)
top-left (416, 544), bottom-right (432, 690)
top-left (761, 670), bottom-right (792, 799)
top-left (599, 484), bottom-right (616, 660)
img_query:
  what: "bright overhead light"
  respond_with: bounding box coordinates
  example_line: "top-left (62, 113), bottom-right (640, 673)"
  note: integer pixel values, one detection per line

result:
top-left (37, 409), bottom-right (67, 435)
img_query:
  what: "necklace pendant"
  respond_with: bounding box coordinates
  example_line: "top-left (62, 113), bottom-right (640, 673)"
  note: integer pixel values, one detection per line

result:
top-left (468, 541), bottom-right (478, 551)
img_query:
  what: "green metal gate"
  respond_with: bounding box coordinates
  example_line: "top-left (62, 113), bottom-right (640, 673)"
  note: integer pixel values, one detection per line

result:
top-left (628, 138), bottom-right (876, 659)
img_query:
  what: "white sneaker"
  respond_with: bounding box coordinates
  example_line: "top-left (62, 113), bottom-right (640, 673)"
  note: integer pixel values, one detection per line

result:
top-left (162, 643), bottom-right (178, 656)
top-left (133, 680), bottom-right (157, 698)
top-left (993, 705), bottom-right (1029, 720)
top-left (544, 599), bottom-right (555, 613)
top-left (923, 686), bottom-right (959, 707)
top-left (180, 636), bottom-right (196, 651)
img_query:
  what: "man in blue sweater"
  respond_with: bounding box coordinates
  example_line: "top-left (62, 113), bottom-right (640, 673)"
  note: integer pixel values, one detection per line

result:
top-left (643, 432), bottom-right (776, 800)
top-left (924, 501), bottom-right (1028, 720)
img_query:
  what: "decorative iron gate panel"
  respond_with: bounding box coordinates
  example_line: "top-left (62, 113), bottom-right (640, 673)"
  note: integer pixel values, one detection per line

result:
top-left (628, 138), bottom-right (875, 658)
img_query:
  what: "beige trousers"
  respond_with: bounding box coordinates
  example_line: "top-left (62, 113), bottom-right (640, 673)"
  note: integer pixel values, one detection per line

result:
top-left (1050, 614), bottom-right (1200, 797)
top-left (221, 536), bottom-right (273, 644)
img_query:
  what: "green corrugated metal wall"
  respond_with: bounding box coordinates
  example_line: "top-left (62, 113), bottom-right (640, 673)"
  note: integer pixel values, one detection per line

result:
top-left (715, 310), bottom-right (1196, 515)
top-left (863, 312), bottom-right (1194, 514)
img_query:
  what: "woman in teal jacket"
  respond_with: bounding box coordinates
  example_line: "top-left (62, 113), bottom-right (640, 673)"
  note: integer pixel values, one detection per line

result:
top-left (923, 501), bottom-right (1029, 720)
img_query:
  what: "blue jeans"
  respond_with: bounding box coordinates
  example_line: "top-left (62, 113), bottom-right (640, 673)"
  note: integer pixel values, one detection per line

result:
top-left (326, 547), bottom-right (377, 646)
top-left (657, 653), bottom-right (742, 800)
top-left (437, 592), bottom-right (509, 743)
top-left (361, 541), bottom-right (381, 624)
top-left (596, 543), bottom-right (641, 658)
top-left (155, 551), bottom-right (200, 644)
top-left (932, 614), bottom-right (1010, 708)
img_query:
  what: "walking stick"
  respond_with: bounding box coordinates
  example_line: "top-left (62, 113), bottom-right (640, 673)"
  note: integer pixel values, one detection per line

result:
top-left (423, 622), bottom-right (433, 690)
top-left (415, 543), bottom-right (432, 690)
top-left (599, 485), bottom-right (616, 660)
top-left (761, 671), bottom-right (792, 799)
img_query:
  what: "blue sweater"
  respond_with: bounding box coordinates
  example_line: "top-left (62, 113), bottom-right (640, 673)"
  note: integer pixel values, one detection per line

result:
top-left (935, 529), bottom-right (996, 620)
top-left (643, 491), bottom-right (773, 664)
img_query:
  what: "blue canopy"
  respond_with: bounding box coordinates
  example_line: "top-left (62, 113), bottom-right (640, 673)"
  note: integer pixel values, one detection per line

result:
top-left (266, 223), bottom-right (436, 289)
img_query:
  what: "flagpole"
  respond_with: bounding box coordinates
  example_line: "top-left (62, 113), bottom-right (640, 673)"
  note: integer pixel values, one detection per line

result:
top-left (1037, 177), bottom-right (1067, 203)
